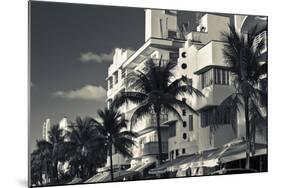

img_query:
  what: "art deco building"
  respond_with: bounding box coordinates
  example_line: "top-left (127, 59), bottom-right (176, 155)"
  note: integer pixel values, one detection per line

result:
top-left (103, 10), bottom-right (268, 178)
top-left (105, 9), bottom-right (185, 172)
top-left (42, 118), bottom-right (51, 142)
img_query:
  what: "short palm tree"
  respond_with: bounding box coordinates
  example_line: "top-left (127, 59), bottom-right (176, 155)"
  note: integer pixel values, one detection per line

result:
top-left (114, 58), bottom-right (203, 165)
top-left (64, 117), bottom-right (107, 179)
top-left (31, 140), bottom-right (52, 185)
top-left (221, 24), bottom-right (267, 169)
top-left (93, 104), bottom-right (137, 181)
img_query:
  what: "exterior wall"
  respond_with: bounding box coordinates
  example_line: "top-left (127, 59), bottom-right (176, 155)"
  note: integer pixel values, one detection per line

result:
top-left (59, 117), bottom-right (70, 137)
top-left (105, 9), bottom-right (182, 168)
top-left (169, 14), bottom-right (239, 157)
top-left (145, 9), bottom-right (178, 41)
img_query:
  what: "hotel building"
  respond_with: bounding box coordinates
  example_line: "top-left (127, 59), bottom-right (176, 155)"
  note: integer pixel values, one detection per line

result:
top-left (42, 118), bottom-right (51, 142)
top-left (103, 10), bottom-right (267, 178)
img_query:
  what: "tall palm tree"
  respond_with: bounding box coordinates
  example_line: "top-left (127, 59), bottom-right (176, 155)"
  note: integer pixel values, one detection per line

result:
top-left (114, 59), bottom-right (203, 165)
top-left (221, 24), bottom-right (267, 169)
top-left (64, 117), bottom-right (107, 179)
top-left (93, 104), bottom-right (137, 182)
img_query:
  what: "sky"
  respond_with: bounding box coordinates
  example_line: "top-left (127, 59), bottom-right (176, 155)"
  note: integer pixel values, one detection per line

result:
top-left (30, 1), bottom-right (233, 151)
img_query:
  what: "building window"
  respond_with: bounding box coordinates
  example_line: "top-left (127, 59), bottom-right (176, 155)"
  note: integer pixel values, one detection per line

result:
top-left (169, 123), bottom-right (176, 137)
top-left (121, 68), bottom-right (126, 79)
top-left (170, 52), bottom-right (179, 62)
top-left (183, 133), bottom-right (187, 140)
top-left (182, 148), bottom-right (186, 154)
top-left (201, 68), bottom-right (230, 89)
top-left (189, 115), bottom-right (193, 131)
top-left (168, 30), bottom-right (177, 39)
top-left (181, 63), bottom-right (187, 69)
top-left (200, 107), bottom-right (231, 127)
top-left (182, 109), bottom-right (186, 116)
top-left (108, 78), bottom-right (113, 89)
top-left (114, 71), bottom-right (119, 84)
top-left (183, 121), bottom-right (187, 128)
top-left (181, 52), bottom-right (187, 58)
top-left (176, 149), bottom-right (179, 157)
top-left (182, 98), bottom-right (186, 103)
top-left (170, 150), bottom-right (174, 160)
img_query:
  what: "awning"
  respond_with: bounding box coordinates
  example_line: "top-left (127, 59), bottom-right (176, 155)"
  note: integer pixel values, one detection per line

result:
top-left (219, 141), bottom-right (267, 164)
top-left (85, 172), bottom-right (110, 183)
top-left (134, 162), bottom-right (155, 172)
top-left (149, 154), bottom-right (196, 175)
top-left (87, 170), bottom-right (140, 183)
top-left (179, 149), bottom-right (219, 171)
top-left (67, 177), bottom-right (82, 184)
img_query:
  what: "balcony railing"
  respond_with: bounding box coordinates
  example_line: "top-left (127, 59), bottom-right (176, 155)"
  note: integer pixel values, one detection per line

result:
top-left (142, 142), bottom-right (168, 156)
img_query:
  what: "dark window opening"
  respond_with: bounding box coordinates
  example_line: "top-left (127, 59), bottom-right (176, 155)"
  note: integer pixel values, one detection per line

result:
top-left (183, 121), bottom-right (187, 128)
top-left (183, 133), bottom-right (187, 140)
top-left (182, 148), bottom-right (186, 154)
top-left (182, 109), bottom-right (186, 116)
top-left (176, 149), bottom-right (179, 157)
top-left (189, 115), bottom-right (193, 131)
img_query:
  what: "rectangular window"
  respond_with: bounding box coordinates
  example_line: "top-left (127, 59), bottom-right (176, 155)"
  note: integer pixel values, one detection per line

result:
top-left (222, 70), bottom-right (226, 85)
top-left (108, 78), bottom-right (113, 89)
top-left (176, 149), bottom-right (179, 157)
top-left (200, 107), bottom-right (231, 127)
top-left (226, 71), bottom-right (230, 85)
top-left (170, 150), bottom-right (174, 160)
top-left (183, 121), bottom-right (187, 127)
top-left (182, 148), bottom-right (186, 154)
top-left (189, 115), bottom-right (193, 131)
top-left (169, 124), bottom-right (176, 137)
top-left (121, 68), bottom-right (126, 79)
top-left (182, 109), bottom-right (186, 116)
top-left (217, 69), bottom-right (221, 84)
top-left (168, 31), bottom-right (177, 39)
top-left (182, 98), bottom-right (186, 103)
top-left (114, 71), bottom-right (118, 84)
top-left (170, 52), bottom-right (179, 62)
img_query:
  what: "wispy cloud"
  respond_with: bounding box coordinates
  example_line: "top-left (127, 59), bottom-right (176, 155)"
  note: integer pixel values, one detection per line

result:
top-left (80, 52), bottom-right (113, 63)
top-left (53, 85), bottom-right (106, 101)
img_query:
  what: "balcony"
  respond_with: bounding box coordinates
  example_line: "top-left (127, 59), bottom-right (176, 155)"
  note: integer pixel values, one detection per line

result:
top-left (186, 31), bottom-right (209, 45)
top-left (142, 142), bottom-right (168, 156)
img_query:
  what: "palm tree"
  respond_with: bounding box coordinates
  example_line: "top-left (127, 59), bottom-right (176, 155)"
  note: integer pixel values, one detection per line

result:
top-left (64, 117), bottom-right (107, 180)
top-left (221, 24), bottom-right (267, 169)
top-left (113, 59), bottom-right (203, 166)
top-left (48, 124), bottom-right (66, 183)
top-left (31, 140), bottom-right (52, 186)
top-left (93, 104), bottom-right (137, 181)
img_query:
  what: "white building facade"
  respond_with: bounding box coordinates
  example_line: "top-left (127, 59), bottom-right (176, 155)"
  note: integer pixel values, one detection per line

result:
top-left (104, 10), bottom-right (267, 177)
top-left (42, 118), bottom-right (51, 142)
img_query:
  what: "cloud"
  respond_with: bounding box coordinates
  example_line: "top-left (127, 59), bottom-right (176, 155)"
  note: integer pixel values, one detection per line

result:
top-left (80, 52), bottom-right (113, 63)
top-left (53, 85), bottom-right (106, 101)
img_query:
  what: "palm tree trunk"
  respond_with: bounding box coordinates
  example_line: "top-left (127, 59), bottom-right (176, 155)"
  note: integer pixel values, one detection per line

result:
top-left (244, 96), bottom-right (251, 169)
top-left (52, 161), bottom-right (58, 184)
top-left (109, 143), bottom-right (114, 181)
top-left (156, 112), bottom-right (163, 165)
